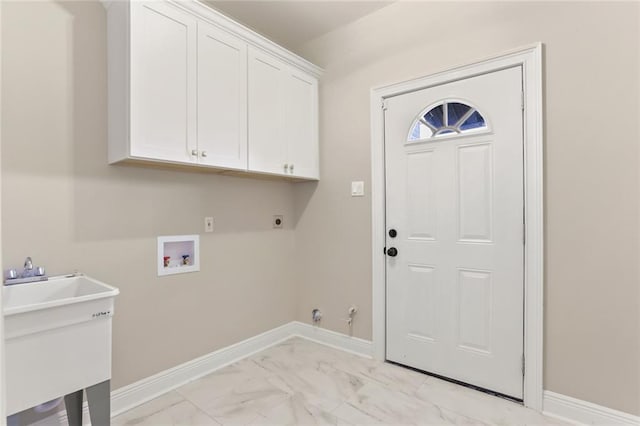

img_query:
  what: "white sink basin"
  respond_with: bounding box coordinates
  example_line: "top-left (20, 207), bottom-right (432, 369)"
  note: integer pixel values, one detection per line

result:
top-left (4, 274), bottom-right (119, 416)
top-left (4, 274), bottom-right (119, 316)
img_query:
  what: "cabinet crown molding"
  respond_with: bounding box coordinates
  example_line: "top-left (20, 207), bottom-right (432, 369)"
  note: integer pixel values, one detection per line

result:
top-left (100, 1), bottom-right (323, 78)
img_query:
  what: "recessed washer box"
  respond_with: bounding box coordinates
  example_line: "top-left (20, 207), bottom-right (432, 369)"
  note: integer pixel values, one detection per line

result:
top-left (158, 235), bottom-right (200, 276)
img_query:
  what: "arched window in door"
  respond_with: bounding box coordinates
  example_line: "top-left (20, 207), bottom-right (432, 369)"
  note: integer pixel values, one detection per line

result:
top-left (408, 101), bottom-right (487, 141)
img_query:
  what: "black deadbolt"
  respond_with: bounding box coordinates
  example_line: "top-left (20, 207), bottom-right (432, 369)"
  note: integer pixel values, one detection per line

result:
top-left (387, 247), bottom-right (398, 257)
top-left (388, 229), bottom-right (397, 238)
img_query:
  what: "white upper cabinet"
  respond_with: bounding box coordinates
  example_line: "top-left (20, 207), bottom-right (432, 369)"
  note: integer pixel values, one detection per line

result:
top-left (105, 0), bottom-right (321, 180)
top-left (248, 48), bottom-right (319, 179)
top-left (197, 21), bottom-right (247, 170)
top-left (129, 2), bottom-right (197, 163)
top-left (248, 48), bottom-right (287, 175)
top-left (285, 68), bottom-right (319, 179)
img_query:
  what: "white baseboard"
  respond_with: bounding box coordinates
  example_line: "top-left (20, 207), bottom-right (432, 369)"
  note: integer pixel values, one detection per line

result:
top-left (55, 321), bottom-right (372, 424)
top-left (39, 327), bottom-right (640, 426)
top-left (111, 322), bottom-right (297, 416)
top-left (289, 321), bottom-right (373, 358)
top-left (543, 391), bottom-right (640, 425)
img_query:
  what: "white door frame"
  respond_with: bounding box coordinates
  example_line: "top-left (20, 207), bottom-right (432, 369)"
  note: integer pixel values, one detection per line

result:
top-left (370, 43), bottom-right (544, 410)
top-left (0, 0), bottom-right (6, 423)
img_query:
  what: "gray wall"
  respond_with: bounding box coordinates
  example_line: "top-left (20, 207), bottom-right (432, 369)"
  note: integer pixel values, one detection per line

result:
top-left (294, 1), bottom-right (640, 415)
top-left (2, 0), bottom-right (639, 418)
top-left (1, 0), bottom-right (297, 390)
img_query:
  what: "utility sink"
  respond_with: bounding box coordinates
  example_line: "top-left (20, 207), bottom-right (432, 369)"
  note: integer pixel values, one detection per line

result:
top-left (4, 274), bottom-right (119, 315)
top-left (3, 274), bottom-right (119, 416)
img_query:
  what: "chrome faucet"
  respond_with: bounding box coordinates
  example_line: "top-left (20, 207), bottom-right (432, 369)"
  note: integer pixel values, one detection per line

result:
top-left (24, 257), bottom-right (34, 274)
top-left (4, 257), bottom-right (48, 285)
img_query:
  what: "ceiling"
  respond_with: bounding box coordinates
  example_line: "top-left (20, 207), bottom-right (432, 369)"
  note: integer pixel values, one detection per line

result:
top-left (204, 1), bottom-right (392, 53)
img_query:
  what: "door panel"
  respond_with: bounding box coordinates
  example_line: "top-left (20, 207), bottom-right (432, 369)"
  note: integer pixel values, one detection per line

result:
top-left (197, 21), bottom-right (247, 169)
top-left (457, 143), bottom-right (493, 242)
top-left (130, 2), bottom-right (197, 163)
top-left (406, 150), bottom-right (436, 240)
top-left (406, 264), bottom-right (437, 342)
top-left (385, 66), bottom-right (524, 398)
top-left (457, 268), bottom-right (492, 353)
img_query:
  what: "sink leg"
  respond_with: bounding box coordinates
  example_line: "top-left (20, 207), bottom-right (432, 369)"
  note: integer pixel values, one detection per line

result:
top-left (87, 379), bottom-right (111, 426)
top-left (64, 390), bottom-right (84, 426)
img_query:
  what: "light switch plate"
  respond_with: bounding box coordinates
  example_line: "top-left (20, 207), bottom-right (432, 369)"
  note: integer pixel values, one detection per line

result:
top-left (351, 181), bottom-right (365, 197)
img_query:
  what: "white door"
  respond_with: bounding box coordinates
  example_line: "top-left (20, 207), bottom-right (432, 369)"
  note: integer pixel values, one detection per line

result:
top-left (248, 48), bottom-right (287, 175)
top-left (385, 66), bottom-right (524, 398)
top-left (130, 1), bottom-right (197, 163)
top-left (197, 21), bottom-right (247, 170)
top-left (285, 69), bottom-right (319, 179)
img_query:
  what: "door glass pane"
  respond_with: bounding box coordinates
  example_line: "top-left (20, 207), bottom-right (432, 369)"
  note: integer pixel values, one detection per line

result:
top-left (409, 122), bottom-right (434, 140)
top-left (460, 110), bottom-right (486, 130)
top-left (447, 102), bottom-right (471, 126)
top-left (423, 104), bottom-right (444, 128)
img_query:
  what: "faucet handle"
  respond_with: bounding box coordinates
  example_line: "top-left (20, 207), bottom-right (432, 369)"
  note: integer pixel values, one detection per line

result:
top-left (6, 269), bottom-right (18, 280)
top-left (35, 266), bottom-right (46, 277)
top-left (24, 257), bottom-right (33, 271)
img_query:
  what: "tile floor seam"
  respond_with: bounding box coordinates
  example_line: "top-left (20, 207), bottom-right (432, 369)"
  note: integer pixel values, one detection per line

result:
top-left (183, 399), bottom-right (222, 425)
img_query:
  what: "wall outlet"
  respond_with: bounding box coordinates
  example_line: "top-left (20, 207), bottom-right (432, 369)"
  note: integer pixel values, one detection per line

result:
top-left (204, 217), bottom-right (214, 233)
top-left (273, 215), bottom-right (284, 229)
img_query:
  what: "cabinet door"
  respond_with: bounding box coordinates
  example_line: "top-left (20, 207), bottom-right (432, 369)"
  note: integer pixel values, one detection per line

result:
top-left (285, 69), bottom-right (319, 179)
top-left (197, 22), bottom-right (247, 170)
top-left (130, 2), bottom-right (197, 163)
top-left (247, 48), bottom-right (287, 175)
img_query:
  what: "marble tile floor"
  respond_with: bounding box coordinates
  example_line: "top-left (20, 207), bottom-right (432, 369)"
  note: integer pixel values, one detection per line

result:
top-left (112, 337), bottom-right (565, 426)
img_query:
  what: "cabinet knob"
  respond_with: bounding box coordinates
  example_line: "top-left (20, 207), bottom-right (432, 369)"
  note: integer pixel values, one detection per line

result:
top-left (289, 164), bottom-right (294, 173)
top-left (284, 164), bottom-right (289, 172)
top-left (191, 149), bottom-right (198, 156)
top-left (201, 151), bottom-right (208, 158)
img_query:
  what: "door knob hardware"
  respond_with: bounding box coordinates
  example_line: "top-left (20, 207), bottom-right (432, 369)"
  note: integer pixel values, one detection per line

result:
top-left (387, 247), bottom-right (398, 257)
top-left (389, 229), bottom-right (397, 238)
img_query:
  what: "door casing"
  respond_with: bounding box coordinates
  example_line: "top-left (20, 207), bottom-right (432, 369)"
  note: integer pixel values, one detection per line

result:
top-left (370, 43), bottom-right (544, 410)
